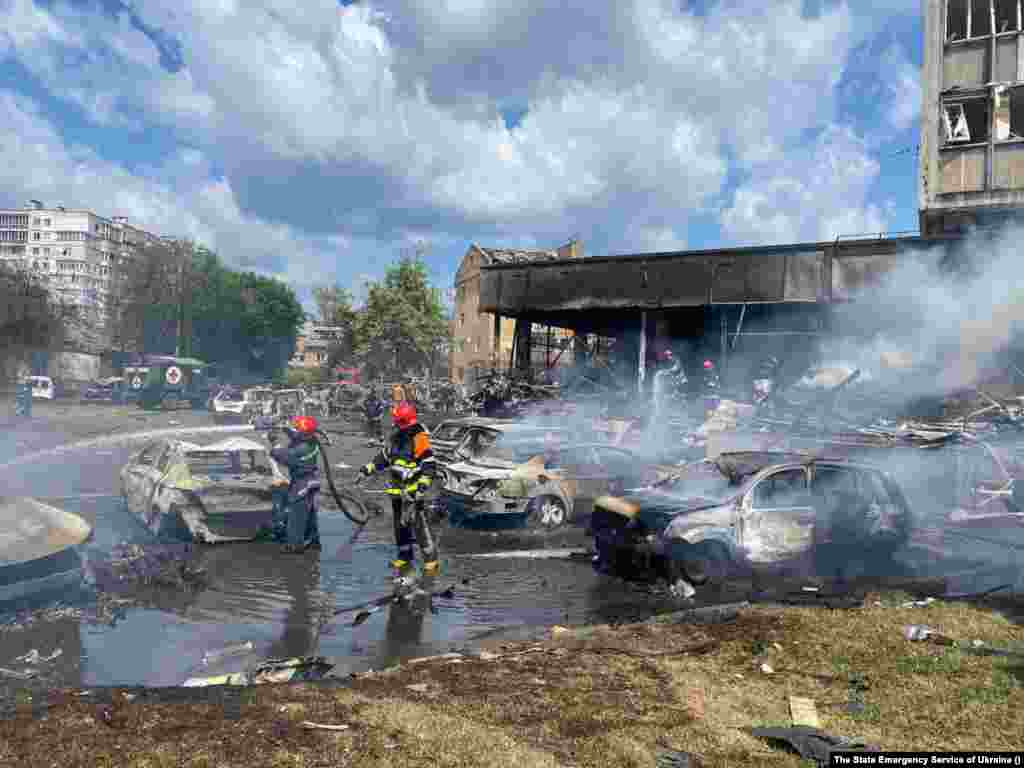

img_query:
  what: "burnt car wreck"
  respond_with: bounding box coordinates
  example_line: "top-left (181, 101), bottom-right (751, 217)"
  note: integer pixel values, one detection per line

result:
top-left (119, 437), bottom-right (289, 543)
top-left (591, 451), bottom-right (912, 594)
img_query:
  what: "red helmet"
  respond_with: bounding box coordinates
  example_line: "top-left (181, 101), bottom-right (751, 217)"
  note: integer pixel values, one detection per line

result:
top-left (291, 415), bottom-right (318, 434)
top-left (703, 359), bottom-right (714, 370)
top-left (392, 401), bottom-right (417, 429)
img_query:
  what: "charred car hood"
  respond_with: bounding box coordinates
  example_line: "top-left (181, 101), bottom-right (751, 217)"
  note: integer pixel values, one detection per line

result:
top-left (444, 460), bottom-right (516, 479)
top-left (597, 487), bottom-right (734, 532)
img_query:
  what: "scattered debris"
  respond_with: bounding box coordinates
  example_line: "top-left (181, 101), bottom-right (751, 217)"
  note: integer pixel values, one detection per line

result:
top-left (183, 656), bottom-right (334, 687)
top-left (644, 601), bottom-right (748, 626)
top-left (202, 641), bottom-right (255, 665)
top-left (13, 648), bottom-right (62, 664)
top-left (759, 663), bottom-right (775, 675)
top-left (656, 749), bottom-right (703, 768)
top-left (749, 726), bottom-right (880, 765)
top-left (685, 687), bottom-right (705, 720)
top-left (301, 721), bottom-right (350, 732)
top-left (901, 597), bottom-right (936, 608)
top-left (669, 578), bottom-right (697, 599)
top-left (406, 653), bottom-right (463, 665)
top-left (405, 683), bottom-right (431, 694)
top-left (0, 667), bottom-right (35, 680)
top-left (903, 624), bottom-right (955, 646)
top-left (789, 696), bottom-right (821, 727)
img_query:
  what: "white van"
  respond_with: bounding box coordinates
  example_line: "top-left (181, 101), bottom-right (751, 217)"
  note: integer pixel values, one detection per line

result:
top-left (30, 376), bottom-right (56, 400)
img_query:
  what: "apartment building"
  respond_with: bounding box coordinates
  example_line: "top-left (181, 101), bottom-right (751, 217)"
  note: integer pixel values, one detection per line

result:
top-left (0, 200), bottom-right (162, 314)
top-left (921, 0), bottom-right (1024, 234)
top-left (289, 320), bottom-right (347, 368)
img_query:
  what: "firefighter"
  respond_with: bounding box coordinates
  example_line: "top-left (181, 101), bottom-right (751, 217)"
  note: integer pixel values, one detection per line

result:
top-left (269, 415), bottom-right (322, 554)
top-left (360, 401), bottom-right (439, 575)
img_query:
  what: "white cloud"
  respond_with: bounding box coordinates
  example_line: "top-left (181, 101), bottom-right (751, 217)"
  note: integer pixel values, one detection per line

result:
top-left (0, 90), bottom-right (347, 291)
top-left (882, 44), bottom-right (921, 133)
top-left (721, 125), bottom-right (887, 244)
top-left (0, 0), bottom-right (921, 286)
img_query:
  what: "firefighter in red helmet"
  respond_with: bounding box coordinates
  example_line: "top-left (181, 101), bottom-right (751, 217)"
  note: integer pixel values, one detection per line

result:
top-left (361, 401), bottom-right (439, 574)
top-left (269, 415), bottom-right (322, 554)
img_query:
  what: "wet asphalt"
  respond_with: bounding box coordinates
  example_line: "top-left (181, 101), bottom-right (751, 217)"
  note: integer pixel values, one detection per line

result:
top-left (0, 400), bottom-right (1021, 694)
top-left (0, 402), bottom-right (673, 692)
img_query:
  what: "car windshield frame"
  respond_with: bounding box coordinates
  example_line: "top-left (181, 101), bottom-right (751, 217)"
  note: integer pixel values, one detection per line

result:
top-left (455, 427), bottom-right (557, 464)
top-left (653, 459), bottom-right (739, 504)
top-left (185, 449), bottom-right (273, 477)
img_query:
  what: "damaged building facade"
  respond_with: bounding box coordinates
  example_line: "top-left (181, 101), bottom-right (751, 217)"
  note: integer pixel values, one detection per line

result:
top-left (921, 0), bottom-right (1024, 234)
top-left (450, 240), bottom-right (581, 387)
top-left (478, 234), bottom-right (966, 391)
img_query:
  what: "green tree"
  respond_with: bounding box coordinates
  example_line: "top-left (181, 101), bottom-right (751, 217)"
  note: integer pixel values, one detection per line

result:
top-left (0, 261), bottom-right (78, 379)
top-left (120, 242), bottom-right (304, 380)
top-left (352, 254), bottom-right (451, 380)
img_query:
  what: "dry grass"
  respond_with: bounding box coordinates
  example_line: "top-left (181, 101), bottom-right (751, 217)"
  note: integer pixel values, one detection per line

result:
top-left (2, 593), bottom-right (1022, 767)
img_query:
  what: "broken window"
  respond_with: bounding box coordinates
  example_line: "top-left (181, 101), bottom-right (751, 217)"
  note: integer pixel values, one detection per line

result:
top-left (995, 0), bottom-right (1019, 31)
top-left (972, 0), bottom-right (993, 35)
top-left (943, 100), bottom-right (989, 143)
top-left (994, 85), bottom-right (1024, 139)
top-left (948, 0), bottom-right (968, 40)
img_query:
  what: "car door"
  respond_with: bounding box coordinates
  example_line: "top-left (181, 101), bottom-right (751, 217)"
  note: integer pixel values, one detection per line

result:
top-left (560, 446), bottom-right (603, 519)
top-left (123, 442), bottom-right (163, 513)
top-left (135, 442), bottom-right (171, 517)
top-left (739, 466), bottom-right (815, 566)
top-left (810, 465), bottom-right (862, 547)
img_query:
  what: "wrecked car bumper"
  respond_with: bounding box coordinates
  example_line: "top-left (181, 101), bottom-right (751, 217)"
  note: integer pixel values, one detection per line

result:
top-left (441, 492), bottom-right (531, 529)
top-left (177, 503), bottom-right (275, 544)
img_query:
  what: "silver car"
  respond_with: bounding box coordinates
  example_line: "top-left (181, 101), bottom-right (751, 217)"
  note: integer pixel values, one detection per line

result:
top-left (591, 451), bottom-right (912, 588)
top-left (119, 437), bottom-right (289, 543)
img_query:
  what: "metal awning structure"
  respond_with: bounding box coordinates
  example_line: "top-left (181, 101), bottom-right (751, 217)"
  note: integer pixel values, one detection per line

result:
top-left (478, 235), bottom-right (958, 322)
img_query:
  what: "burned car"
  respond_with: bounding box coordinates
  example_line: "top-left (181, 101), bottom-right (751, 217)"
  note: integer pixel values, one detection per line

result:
top-left (119, 437), bottom-right (289, 543)
top-left (591, 451), bottom-right (911, 589)
top-left (440, 423), bottom-right (673, 530)
top-left (430, 416), bottom-right (514, 464)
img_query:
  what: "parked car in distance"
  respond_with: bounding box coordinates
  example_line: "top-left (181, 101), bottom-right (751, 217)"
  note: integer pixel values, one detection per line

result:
top-left (590, 451), bottom-right (911, 590)
top-left (210, 387), bottom-right (246, 420)
top-left (81, 377), bottom-right (126, 403)
top-left (119, 436), bottom-right (289, 543)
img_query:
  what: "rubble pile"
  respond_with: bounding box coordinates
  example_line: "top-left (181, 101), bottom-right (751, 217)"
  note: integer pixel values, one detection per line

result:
top-left (86, 543), bottom-right (208, 593)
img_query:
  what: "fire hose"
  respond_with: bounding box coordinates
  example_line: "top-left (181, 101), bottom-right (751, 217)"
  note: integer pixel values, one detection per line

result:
top-left (312, 428), bottom-right (373, 526)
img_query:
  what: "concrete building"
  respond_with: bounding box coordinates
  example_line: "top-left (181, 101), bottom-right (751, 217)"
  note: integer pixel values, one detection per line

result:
top-left (920, 0), bottom-right (1024, 234)
top-left (449, 239), bottom-right (581, 386)
top-left (0, 200), bottom-right (163, 380)
top-left (289, 320), bottom-right (347, 369)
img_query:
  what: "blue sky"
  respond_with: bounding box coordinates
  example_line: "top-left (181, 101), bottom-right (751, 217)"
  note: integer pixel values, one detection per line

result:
top-left (0, 0), bottom-right (924, 312)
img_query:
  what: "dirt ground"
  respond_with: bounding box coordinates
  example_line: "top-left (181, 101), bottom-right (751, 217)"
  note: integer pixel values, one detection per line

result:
top-left (2, 592), bottom-right (1022, 767)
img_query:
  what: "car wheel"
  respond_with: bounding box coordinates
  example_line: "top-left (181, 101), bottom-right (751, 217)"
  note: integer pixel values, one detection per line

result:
top-left (526, 495), bottom-right (568, 531)
top-left (681, 541), bottom-right (731, 586)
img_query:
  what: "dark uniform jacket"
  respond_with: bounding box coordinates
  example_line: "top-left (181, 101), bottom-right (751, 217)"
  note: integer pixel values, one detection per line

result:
top-left (271, 436), bottom-right (321, 502)
top-left (364, 395), bottom-right (385, 420)
top-left (366, 423), bottom-right (435, 497)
